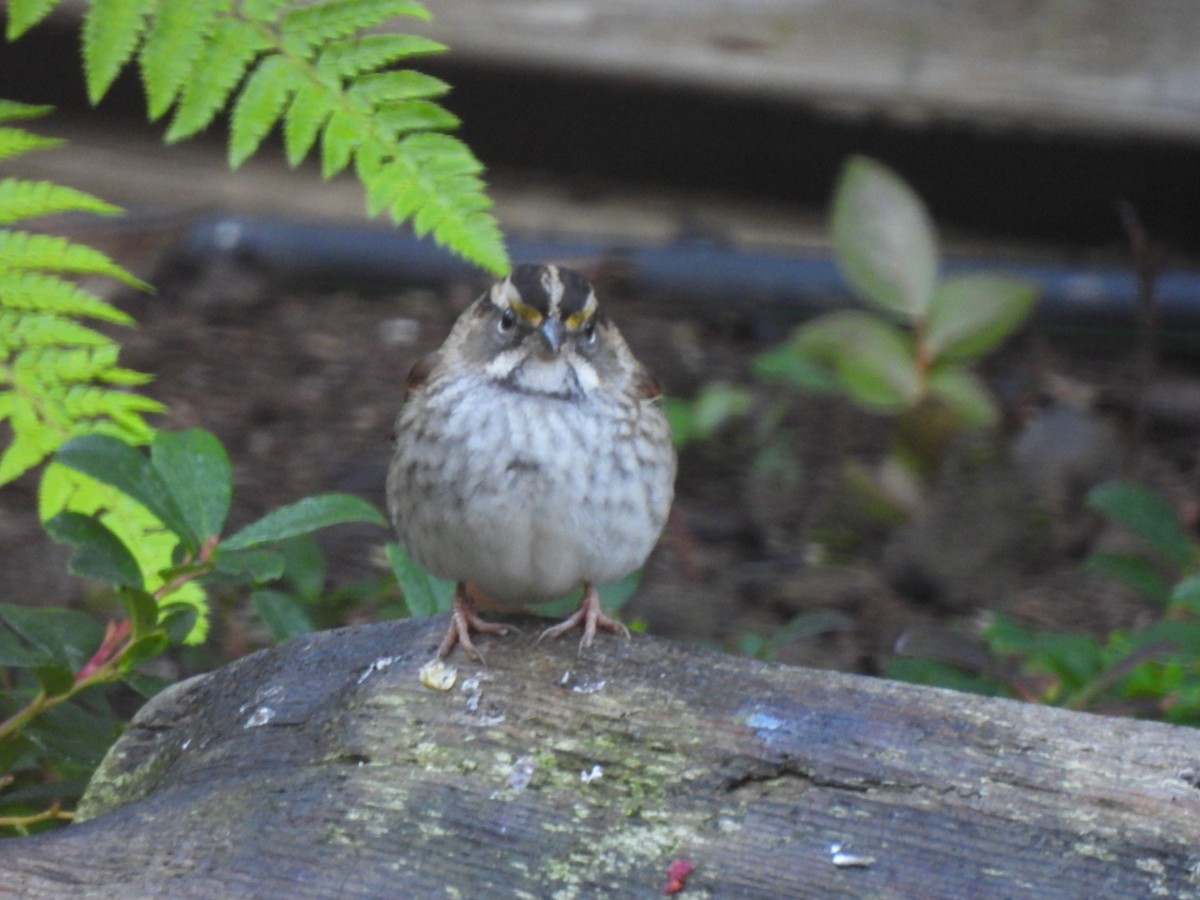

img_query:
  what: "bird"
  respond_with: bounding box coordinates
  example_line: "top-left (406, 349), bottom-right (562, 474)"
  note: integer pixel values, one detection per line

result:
top-left (387, 263), bottom-right (676, 660)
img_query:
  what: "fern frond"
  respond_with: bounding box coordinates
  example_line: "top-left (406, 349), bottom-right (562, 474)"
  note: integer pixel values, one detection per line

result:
top-left (282, 79), bottom-right (334, 166)
top-left (347, 70), bottom-right (449, 105)
top-left (241, 0), bottom-right (297, 23)
top-left (5, 0), bottom-right (59, 40)
top-left (373, 101), bottom-right (459, 138)
top-left (279, 0), bottom-right (430, 55)
top-left (139, 0), bottom-right (228, 120)
top-left (0, 271), bottom-right (135, 325)
top-left (83, 0), bottom-right (159, 104)
top-left (71, 0), bottom-right (509, 272)
top-left (0, 230), bottom-right (149, 287)
top-left (229, 55), bottom-right (302, 167)
top-left (0, 127), bottom-right (63, 162)
top-left (0, 100), bottom-right (54, 122)
top-left (317, 33), bottom-right (445, 79)
top-left (0, 178), bottom-right (123, 225)
top-left (166, 18), bottom-right (271, 142)
top-left (319, 108), bottom-right (359, 178)
top-left (0, 312), bottom-right (110, 351)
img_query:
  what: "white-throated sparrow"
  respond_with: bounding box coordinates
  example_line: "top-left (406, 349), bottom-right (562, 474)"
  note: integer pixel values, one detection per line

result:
top-left (387, 263), bottom-right (676, 659)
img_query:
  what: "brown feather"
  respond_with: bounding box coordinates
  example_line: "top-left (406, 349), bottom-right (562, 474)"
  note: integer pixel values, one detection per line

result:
top-left (405, 352), bottom-right (440, 391)
top-left (632, 362), bottom-right (662, 400)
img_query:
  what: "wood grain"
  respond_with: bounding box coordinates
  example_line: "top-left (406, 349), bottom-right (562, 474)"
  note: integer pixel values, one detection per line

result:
top-left (3, 615), bottom-right (1199, 897)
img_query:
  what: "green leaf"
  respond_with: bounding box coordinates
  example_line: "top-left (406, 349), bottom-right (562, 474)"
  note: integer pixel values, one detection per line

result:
top-left (752, 340), bottom-right (841, 393)
top-left (5, 0), bottom-right (59, 39)
top-left (0, 230), bottom-right (148, 288)
top-left (0, 100), bottom-right (54, 122)
top-left (159, 604), bottom-right (199, 644)
top-left (0, 178), bottom-right (121, 225)
top-left (122, 670), bottom-right (174, 698)
top-left (55, 434), bottom-right (198, 551)
top-left (277, 534), bottom-right (327, 599)
top-left (118, 587), bottom-right (159, 638)
top-left (386, 542), bottom-right (453, 617)
top-left (317, 33), bottom-right (446, 79)
top-left (83, 0), bottom-right (156, 103)
top-left (222, 493), bottom-right (386, 551)
top-left (1169, 574), bottom-right (1200, 615)
top-left (212, 547), bottom-right (286, 582)
top-left (283, 80), bottom-right (333, 166)
top-left (150, 428), bottom-right (232, 542)
top-left (280, 0), bottom-right (431, 54)
top-left (167, 18), bottom-right (271, 142)
top-left (139, 0), bottom-right (227, 120)
top-left (925, 273), bottom-right (1037, 363)
top-left (38, 661), bottom-right (80, 695)
top-left (1086, 481), bottom-right (1193, 568)
top-left (229, 55), bottom-right (298, 167)
top-left (1085, 553), bottom-right (1172, 605)
top-left (0, 126), bottom-right (62, 162)
top-left (0, 626), bottom-right (50, 667)
top-left (596, 569), bottom-right (643, 613)
top-left (26, 701), bottom-right (121, 775)
top-left (252, 589), bottom-right (316, 642)
top-left (830, 156), bottom-right (939, 321)
top-left (684, 382), bottom-right (753, 443)
top-left (926, 367), bottom-right (997, 429)
top-left (348, 70), bottom-right (450, 105)
top-left (788, 313), bottom-right (919, 412)
top-left (44, 511), bottom-right (144, 589)
top-left (0, 604), bottom-right (105, 671)
top-left (120, 632), bottom-right (169, 670)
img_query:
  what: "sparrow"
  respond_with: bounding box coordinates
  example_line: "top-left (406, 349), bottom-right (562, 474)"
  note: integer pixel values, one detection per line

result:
top-left (387, 263), bottom-right (676, 659)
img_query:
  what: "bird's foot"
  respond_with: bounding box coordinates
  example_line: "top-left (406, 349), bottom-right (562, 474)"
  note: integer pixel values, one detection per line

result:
top-left (536, 582), bottom-right (631, 653)
top-left (437, 583), bottom-right (514, 661)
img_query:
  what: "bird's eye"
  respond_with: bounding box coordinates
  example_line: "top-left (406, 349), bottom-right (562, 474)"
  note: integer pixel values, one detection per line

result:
top-left (498, 308), bottom-right (516, 332)
top-left (583, 319), bottom-right (597, 343)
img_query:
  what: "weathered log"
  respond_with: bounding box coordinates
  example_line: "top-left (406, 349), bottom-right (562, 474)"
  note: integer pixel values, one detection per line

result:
top-left (3, 615), bottom-right (1199, 898)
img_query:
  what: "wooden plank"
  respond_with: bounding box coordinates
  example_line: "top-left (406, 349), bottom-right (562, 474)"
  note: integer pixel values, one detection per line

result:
top-left (420, 0), bottom-right (1200, 139)
top-left (2, 615), bottom-right (1198, 897)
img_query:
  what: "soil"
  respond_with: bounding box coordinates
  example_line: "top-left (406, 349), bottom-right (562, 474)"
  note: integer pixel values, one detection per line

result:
top-left (6, 213), bottom-right (1200, 689)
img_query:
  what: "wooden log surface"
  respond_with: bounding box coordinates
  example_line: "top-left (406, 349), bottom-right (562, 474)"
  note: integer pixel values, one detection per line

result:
top-left (3, 615), bottom-right (1200, 898)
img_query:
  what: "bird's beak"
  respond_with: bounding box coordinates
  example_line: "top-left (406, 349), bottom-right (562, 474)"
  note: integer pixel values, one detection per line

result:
top-left (537, 317), bottom-right (566, 355)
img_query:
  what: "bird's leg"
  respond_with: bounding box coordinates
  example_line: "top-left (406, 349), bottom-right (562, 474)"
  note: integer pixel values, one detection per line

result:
top-left (437, 582), bottom-right (513, 661)
top-left (536, 582), bottom-right (631, 652)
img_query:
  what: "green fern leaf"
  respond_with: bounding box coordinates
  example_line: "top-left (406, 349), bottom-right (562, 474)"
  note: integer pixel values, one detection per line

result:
top-left (241, 0), bottom-right (293, 23)
top-left (167, 18), bottom-right (270, 142)
top-left (0, 312), bottom-right (110, 351)
top-left (62, 386), bottom-right (163, 432)
top-left (373, 101), bottom-right (459, 138)
top-left (320, 109), bottom-right (359, 178)
top-left (83, 0), bottom-right (159, 104)
top-left (139, 0), bottom-right (229, 120)
top-left (317, 33), bottom-right (445, 79)
top-left (0, 230), bottom-right (149, 288)
top-left (0, 273), bottom-right (135, 326)
top-left (0, 127), bottom-right (63, 162)
top-left (280, 0), bottom-right (431, 55)
top-left (283, 79), bottom-right (334, 167)
top-left (0, 271), bottom-right (134, 325)
top-left (0, 178), bottom-right (123, 225)
top-left (5, 0), bottom-right (60, 40)
top-left (0, 100), bottom-right (54, 122)
top-left (348, 70), bottom-right (449, 106)
top-left (229, 55), bottom-right (301, 167)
